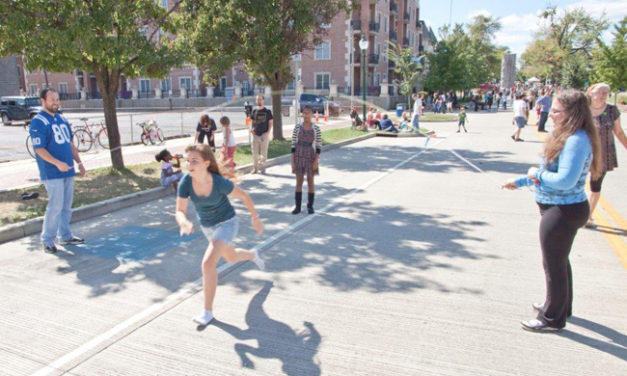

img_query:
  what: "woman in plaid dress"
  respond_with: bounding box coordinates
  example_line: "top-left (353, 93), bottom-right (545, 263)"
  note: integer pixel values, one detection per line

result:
top-left (291, 106), bottom-right (322, 214)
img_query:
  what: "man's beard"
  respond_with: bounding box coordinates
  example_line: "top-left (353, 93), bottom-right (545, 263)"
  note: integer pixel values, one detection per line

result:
top-left (44, 104), bottom-right (58, 113)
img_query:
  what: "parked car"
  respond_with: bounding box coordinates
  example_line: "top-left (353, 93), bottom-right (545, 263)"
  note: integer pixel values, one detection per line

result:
top-left (1, 96), bottom-right (42, 125)
top-left (299, 94), bottom-right (342, 116)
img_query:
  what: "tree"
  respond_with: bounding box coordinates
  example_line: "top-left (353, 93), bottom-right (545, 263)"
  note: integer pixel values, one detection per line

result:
top-left (184, 0), bottom-right (349, 140)
top-left (592, 16), bottom-right (627, 93)
top-left (520, 6), bottom-right (608, 86)
top-left (0, 0), bottom-right (185, 169)
top-left (387, 42), bottom-right (422, 105)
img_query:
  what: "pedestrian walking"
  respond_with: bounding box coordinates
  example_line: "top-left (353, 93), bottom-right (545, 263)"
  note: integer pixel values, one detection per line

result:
top-left (535, 90), bottom-right (552, 132)
top-left (195, 114), bottom-right (217, 152)
top-left (584, 83), bottom-right (627, 228)
top-left (176, 144), bottom-right (265, 326)
top-left (502, 89), bottom-right (602, 332)
top-left (250, 94), bottom-right (273, 174)
top-left (29, 88), bottom-right (85, 254)
top-left (457, 107), bottom-right (468, 133)
top-left (291, 107), bottom-right (322, 215)
top-left (411, 93), bottom-right (422, 132)
top-left (511, 93), bottom-right (528, 142)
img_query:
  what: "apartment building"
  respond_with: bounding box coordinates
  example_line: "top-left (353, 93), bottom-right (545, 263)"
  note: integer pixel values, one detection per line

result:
top-left (0, 56), bottom-right (26, 97)
top-left (298, 0), bottom-right (423, 97)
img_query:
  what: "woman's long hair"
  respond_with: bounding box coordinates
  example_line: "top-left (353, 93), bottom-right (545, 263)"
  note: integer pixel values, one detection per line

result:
top-left (199, 114), bottom-right (210, 125)
top-left (543, 89), bottom-right (602, 179)
top-left (184, 144), bottom-right (237, 180)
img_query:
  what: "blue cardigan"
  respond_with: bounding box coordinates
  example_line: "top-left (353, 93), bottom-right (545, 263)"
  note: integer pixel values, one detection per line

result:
top-left (515, 129), bottom-right (592, 205)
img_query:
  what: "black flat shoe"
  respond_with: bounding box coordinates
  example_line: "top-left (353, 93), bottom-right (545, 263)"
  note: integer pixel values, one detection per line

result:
top-left (521, 319), bottom-right (561, 332)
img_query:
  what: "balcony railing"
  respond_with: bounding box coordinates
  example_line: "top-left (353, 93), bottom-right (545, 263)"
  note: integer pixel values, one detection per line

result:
top-left (369, 22), bottom-right (380, 33)
top-left (390, 1), bottom-right (398, 13)
top-left (368, 53), bottom-right (380, 65)
top-left (353, 53), bottom-right (362, 64)
top-left (350, 20), bottom-right (361, 31)
top-left (404, 12), bottom-right (410, 23)
top-left (390, 30), bottom-right (397, 41)
top-left (403, 37), bottom-right (410, 47)
top-left (416, 20), bottom-right (420, 28)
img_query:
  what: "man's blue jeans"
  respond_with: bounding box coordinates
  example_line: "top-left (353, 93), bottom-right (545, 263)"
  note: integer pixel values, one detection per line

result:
top-left (41, 177), bottom-right (74, 246)
top-left (412, 114), bottom-right (420, 131)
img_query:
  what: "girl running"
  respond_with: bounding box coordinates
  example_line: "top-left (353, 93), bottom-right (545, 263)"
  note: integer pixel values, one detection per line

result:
top-left (176, 144), bottom-right (265, 326)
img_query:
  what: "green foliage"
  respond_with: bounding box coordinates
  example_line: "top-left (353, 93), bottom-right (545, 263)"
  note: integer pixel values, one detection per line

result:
top-left (592, 16), bottom-right (627, 91)
top-left (423, 16), bottom-right (505, 92)
top-left (387, 41), bottom-right (422, 103)
top-left (183, 0), bottom-right (349, 139)
top-left (0, 0), bottom-right (186, 169)
top-left (520, 6), bottom-right (608, 86)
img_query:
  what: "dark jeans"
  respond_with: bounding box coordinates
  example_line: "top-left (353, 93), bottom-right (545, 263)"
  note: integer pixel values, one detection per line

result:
top-left (537, 201), bottom-right (589, 328)
top-left (538, 112), bottom-right (549, 131)
top-left (198, 133), bottom-right (215, 150)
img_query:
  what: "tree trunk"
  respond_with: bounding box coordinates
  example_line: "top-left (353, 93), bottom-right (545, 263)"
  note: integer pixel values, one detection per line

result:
top-left (271, 85), bottom-right (283, 140)
top-left (95, 68), bottom-right (124, 170)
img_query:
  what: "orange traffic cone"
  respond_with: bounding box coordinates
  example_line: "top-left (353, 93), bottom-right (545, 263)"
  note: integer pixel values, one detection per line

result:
top-left (315, 112), bottom-right (320, 122)
top-left (323, 111), bottom-right (328, 122)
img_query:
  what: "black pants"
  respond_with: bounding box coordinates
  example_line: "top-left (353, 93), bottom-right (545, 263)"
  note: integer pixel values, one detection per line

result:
top-left (537, 112), bottom-right (549, 131)
top-left (537, 201), bottom-right (589, 328)
top-left (198, 133), bottom-right (215, 151)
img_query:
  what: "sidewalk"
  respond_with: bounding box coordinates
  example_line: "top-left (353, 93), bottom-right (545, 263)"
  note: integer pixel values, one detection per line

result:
top-left (1, 111), bottom-right (625, 375)
top-left (0, 116), bottom-right (352, 192)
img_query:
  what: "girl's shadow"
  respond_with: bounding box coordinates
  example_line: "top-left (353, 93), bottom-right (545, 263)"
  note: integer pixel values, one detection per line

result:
top-left (210, 281), bottom-right (321, 375)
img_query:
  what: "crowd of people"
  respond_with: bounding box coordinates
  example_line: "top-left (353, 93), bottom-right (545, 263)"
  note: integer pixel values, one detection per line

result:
top-left (28, 82), bottom-right (624, 332)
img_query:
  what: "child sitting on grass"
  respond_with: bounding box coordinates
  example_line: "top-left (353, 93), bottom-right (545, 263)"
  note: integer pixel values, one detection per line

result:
top-left (155, 149), bottom-right (183, 191)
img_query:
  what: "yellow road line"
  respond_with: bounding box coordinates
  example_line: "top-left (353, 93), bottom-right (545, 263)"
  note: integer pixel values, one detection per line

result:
top-left (599, 195), bottom-right (627, 230)
top-left (592, 201), bottom-right (627, 269)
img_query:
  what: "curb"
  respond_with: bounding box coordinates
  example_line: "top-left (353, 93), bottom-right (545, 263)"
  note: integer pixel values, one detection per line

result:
top-left (0, 131), bottom-right (376, 245)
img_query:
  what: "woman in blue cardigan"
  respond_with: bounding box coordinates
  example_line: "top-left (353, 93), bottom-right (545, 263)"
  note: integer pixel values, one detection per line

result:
top-left (503, 89), bottom-right (602, 332)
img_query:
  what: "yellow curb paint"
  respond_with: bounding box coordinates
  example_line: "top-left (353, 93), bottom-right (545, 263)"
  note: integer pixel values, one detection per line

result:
top-left (592, 207), bottom-right (627, 270)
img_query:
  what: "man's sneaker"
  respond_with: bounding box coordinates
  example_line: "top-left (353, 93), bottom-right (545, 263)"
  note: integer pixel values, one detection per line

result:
top-left (43, 244), bottom-right (58, 254)
top-left (60, 236), bottom-right (84, 245)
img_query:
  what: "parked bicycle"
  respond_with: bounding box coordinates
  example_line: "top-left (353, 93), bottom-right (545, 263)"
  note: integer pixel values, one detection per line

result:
top-left (72, 117), bottom-right (109, 152)
top-left (25, 120), bottom-right (87, 158)
top-left (137, 119), bottom-right (165, 145)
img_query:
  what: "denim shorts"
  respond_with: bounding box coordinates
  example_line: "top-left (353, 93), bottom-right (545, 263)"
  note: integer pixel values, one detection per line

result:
top-left (200, 216), bottom-right (239, 245)
top-left (514, 116), bottom-right (526, 128)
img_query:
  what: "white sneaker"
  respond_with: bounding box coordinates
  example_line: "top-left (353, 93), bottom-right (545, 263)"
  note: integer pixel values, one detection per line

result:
top-left (192, 310), bottom-right (214, 326)
top-left (252, 249), bottom-right (265, 270)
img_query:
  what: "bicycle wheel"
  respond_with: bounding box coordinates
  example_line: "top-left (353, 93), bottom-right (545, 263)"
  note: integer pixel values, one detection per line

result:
top-left (141, 132), bottom-right (151, 145)
top-left (26, 136), bottom-right (35, 158)
top-left (152, 128), bottom-right (165, 144)
top-left (97, 129), bottom-right (110, 149)
top-left (73, 129), bottom-right (93, 152)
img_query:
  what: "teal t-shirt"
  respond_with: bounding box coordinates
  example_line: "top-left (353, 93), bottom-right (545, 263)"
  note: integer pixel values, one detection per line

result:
top-left (177, 172), bottom-right (236, 227)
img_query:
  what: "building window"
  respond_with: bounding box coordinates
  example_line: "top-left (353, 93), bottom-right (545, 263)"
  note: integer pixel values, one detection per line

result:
top-left (315, 42), bottom-right (331, 60)
top-left (315, 73), bottom-right (330, 89)
top-left (140, 79), bottom-right (151, 93)
top-left (180, 77), bottom-right (192, 90)
top-left (58, 82), bottom-right (68, 94)
top-left (161, 78), bottom-right (171, 91)
top-left (161, 0), bottom-right (167, 8)
top-left (29, 84), bottom-right (38, 95)
top-left (292, 53), bottom-right (302, 61)
top-left (384, 18), bottom-right (388, 33)
top-left (375, 73), bottom-right (380, 86)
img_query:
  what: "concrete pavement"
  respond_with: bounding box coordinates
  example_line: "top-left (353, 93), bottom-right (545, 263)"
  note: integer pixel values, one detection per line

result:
top-left (0, 110), bottom-right (625, 375)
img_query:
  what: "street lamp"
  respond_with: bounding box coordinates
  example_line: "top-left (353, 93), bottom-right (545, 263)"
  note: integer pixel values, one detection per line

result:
top-left (359, 36), bottom-right (369, 125)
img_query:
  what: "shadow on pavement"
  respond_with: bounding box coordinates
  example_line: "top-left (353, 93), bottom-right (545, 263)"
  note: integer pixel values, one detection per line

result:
top-left (211, 282), bottom-right (321, 376)
top-left (559, 316), bottom-right (627, 361)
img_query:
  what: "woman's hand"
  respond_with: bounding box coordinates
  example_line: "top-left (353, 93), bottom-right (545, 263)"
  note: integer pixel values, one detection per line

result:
top-left (312, 158), bottom-right (319, 171)
top-left (179, 219), bottom-right (194, 236)
top-left (251, 216), bottom-right (263, 234)
top-left (527, 167), bottom-right (538, 179)
top-left (291, 155), bottom-right (296, 171)
top-left (501, 180), bottom-right (517, 190)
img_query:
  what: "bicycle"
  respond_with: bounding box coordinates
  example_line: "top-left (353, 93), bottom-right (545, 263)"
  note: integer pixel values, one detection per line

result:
top-left (73, 117), bottom-right (110, 151)
top-left (137, 119), bottom-right (165, 145)
top-left (24, 118), bottom-right (96, 159)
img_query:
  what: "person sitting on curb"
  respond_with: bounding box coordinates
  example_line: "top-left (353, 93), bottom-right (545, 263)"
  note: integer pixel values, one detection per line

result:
top-left (379, 114), bottom-right (399, 133)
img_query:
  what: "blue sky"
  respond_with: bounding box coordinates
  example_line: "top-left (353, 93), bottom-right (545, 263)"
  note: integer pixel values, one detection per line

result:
top-left (420, 0), bottom-right (627, 55)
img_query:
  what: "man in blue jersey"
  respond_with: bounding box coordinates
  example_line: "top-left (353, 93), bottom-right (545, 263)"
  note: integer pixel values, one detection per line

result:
top-left (30, 88), bottom-right (86, 253)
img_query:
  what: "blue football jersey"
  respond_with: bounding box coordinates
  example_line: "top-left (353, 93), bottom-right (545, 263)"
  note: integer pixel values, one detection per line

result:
top-left (30, 111), bottom-right (76, 180)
